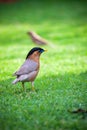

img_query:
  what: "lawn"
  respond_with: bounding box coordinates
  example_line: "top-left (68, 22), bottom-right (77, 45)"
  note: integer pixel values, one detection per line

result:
top-left (0, 0), bottom-right (87, 130)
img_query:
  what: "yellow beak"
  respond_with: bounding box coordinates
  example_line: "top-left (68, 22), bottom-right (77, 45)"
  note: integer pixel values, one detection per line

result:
top-left (44, 50), bottom-right (47, 52)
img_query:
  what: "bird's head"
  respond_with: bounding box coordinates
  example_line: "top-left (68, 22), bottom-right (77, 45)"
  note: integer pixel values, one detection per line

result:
top-left (27, 31), bottom-right (35, 36)
top-left (26, 47), bottom-right (46, 60)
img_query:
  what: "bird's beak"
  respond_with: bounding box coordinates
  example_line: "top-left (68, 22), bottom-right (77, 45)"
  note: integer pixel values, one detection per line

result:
top-left (44, 50), bottom-right (47, 52)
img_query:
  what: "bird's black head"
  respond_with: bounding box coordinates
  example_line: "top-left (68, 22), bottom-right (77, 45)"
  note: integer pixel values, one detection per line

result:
top-left (26, 47), bottom-right (45, 59)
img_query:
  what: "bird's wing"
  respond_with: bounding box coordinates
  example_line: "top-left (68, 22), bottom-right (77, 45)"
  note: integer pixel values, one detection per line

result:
top-left (17, 71), bottom-right (38, 82)
top-left (13, 59), bottom-right (38, 76)
top-left (12, 71), bottom-right (38, 84)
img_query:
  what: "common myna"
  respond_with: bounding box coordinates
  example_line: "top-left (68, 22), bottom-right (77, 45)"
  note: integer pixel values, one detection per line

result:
top-left (12, 47), bottom-right (46, 91)
top-left (27, 31), bottom-right (48, 45)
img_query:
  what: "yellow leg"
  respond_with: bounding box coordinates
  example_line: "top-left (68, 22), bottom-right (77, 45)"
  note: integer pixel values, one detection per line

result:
top-left (22, 82), bottom-right (25, 91)
top-left (31, 82), bottom-right (35, 91)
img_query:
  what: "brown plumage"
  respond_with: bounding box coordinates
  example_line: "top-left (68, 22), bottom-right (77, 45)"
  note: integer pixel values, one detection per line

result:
top-left (27, 31), bottom-right (48, 45)
top-left (12, 47), bottom-right (46, 91)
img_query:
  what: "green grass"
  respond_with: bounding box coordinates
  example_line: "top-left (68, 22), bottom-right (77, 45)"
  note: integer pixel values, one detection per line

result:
top-left (0, 0), bottom-right (87, 130)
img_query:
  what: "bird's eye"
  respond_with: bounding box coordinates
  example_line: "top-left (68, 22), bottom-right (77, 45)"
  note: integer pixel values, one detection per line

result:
top-left (39, 49), bottom-right (44, 53)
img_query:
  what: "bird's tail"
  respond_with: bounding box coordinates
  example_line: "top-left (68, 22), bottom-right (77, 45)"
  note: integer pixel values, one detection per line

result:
top-left (12, 78), bottom-right (19, 84)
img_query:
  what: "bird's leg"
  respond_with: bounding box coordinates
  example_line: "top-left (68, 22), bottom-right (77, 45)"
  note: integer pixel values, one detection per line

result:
top-left (22, 82), bottom-right (25, 91)
top-left (31, 82), bottom-right (35, 91)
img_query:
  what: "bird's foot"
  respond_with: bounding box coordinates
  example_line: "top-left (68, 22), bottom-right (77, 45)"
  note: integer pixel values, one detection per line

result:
top-left (23, 88), bottom-right (26, 92)
top-left (31, 86), bottom-right (36, 92)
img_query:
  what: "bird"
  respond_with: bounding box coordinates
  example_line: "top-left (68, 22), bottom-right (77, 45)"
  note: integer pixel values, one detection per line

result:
top-left (12, 47), bottom-right (46, 91)
top-left (27, 31), bottom-right (48, 45)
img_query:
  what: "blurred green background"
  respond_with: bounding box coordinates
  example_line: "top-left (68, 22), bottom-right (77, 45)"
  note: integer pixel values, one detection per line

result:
top-left (0, 0), bottom-right (87, 130)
